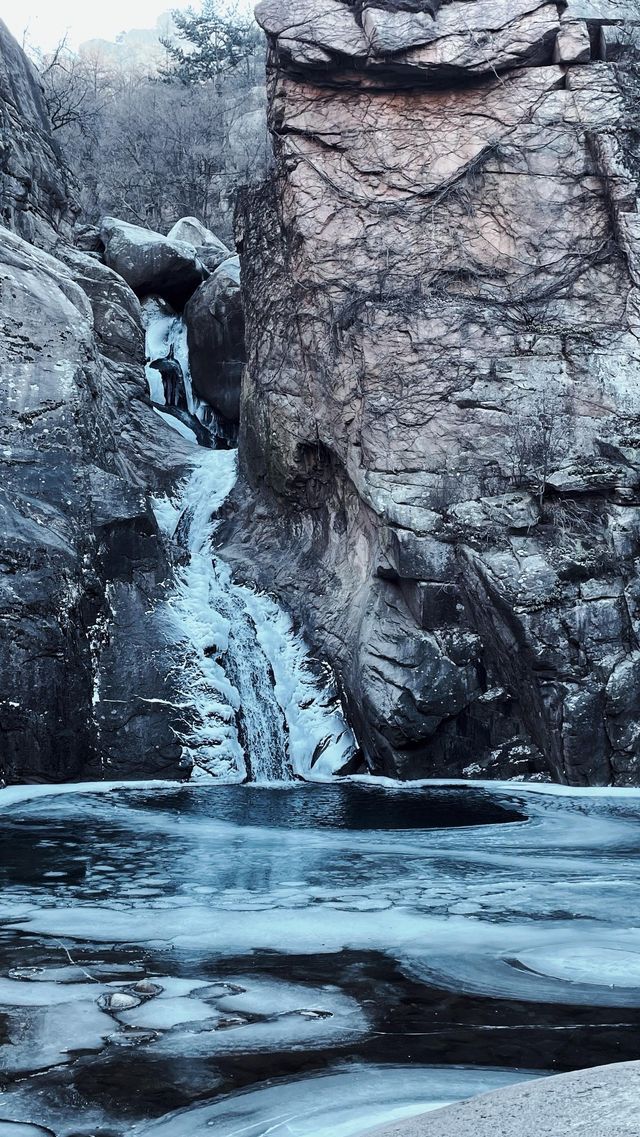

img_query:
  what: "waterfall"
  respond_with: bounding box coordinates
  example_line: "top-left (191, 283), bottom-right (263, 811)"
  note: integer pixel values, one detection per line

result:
top-left (143, 300), bottom-right (357, 784)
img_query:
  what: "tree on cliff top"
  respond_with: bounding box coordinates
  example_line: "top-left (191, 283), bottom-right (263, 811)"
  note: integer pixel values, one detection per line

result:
top-left (161, 1), bottom-right (259, 84)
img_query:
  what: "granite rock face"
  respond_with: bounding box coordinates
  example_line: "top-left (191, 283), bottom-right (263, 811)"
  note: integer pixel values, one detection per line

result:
top-left (185, 256), bottom-right (245, 426)
top-left (167, 216), bottom-right (231, 275)
top-left (0, 25), bottom-right (194, 784)
top-left (364, 1060), bottom-right (640, 1137)
top-left (235, 0), bottom-right (640, 784)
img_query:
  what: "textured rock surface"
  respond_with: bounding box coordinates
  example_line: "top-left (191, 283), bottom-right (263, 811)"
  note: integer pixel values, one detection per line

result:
top-left (363, 1060), bottom-right (640, 1136)
top-left (184, 255), bottom-right (245, 425)
top-left (167, 216), bottom-right (231, 275)
top-left (233, 0), bottom-right (640, 783)
top-left (0, 18), bottom-right (77, 247)
top-left (0, 26), bottom-right (195, 784)
top-left (100, 215), bottom-right (205, 309)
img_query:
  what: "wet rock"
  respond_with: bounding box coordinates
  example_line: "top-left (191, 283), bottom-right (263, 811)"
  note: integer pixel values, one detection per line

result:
top-left (130, 980), bottom-right (164, 997)
top-left (98, 992), bottom-right (142, 1012)
top-left (184, 256), bottom-right (245, 425)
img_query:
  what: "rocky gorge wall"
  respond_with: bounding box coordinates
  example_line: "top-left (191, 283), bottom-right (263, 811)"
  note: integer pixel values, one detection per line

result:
top-left (0, 19), bottom-right (197, 784)
top-left (232, 0), bottom-right (640, 784)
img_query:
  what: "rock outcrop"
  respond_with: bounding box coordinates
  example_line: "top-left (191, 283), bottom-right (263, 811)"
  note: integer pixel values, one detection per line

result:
top-left (100, 216), bottom-right (206, 309)
top-left (167, 216), bottom-right (231, 275)
top-left (364, 1060), bottom-right (640, 1137)
top-left (0, 23), bottom-right (195, 784)
top-left (185, 256), bottom-right (245, 426)
top-left (233, 0), bottom-right (640, 784)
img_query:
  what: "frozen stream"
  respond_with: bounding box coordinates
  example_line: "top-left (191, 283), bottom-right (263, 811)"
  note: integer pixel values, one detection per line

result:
top-left (142, 298), bottom-right (356, 783)
top-left (1, 781), bottom-right (640, 1135)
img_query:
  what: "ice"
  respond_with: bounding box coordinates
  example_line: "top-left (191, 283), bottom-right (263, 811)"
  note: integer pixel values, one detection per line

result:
top-left (2, 784), bottom-right (640, 1132)
top-left (240, 586), bottom-right (357, 778)
top-left (148, 980), bottom-right (366, 1058)
top-left (141, 289), bottom-right (357, 784)
top-left (142, 296), bottom-right (206, 419)
top-left (135, 1063), bottom-right (539, 1137)
top-left (5, 785), bottom-right (640, 1013)
top-left (0, 1126), bottom-right (57, 1136)
top-left (0, 977), bottom-right (99, 1006)
top-left (153, 406), bottom-right (198, 444)
top-left (0, 779), bottom-right (178, 811)
top-left (154, 448), bottom-right (356, 782)
top-left (0, 996), bottom-right (114, 1075)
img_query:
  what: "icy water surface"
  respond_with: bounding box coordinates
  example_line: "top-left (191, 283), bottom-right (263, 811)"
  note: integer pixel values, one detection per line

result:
top-left (1, 782), bottom-right (640, 1135)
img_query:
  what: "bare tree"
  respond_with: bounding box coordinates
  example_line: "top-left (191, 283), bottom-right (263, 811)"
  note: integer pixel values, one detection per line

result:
top-left (29, 23), bottom-right (269, 243)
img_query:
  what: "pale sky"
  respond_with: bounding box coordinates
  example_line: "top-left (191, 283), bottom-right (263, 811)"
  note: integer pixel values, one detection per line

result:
top-left (3, 1), bottom-right (253, 52)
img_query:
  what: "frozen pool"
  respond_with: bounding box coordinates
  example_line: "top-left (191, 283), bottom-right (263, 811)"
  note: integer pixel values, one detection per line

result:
top-left (0, 781), bottom-right (639, 1135)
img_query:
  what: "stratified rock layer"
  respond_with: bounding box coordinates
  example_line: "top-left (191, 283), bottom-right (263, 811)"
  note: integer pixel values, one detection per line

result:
top-left (235, 0), bottom-right (640, 783)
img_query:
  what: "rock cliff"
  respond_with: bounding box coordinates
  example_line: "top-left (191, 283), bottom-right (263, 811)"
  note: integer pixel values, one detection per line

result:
top-left (233, 0), bottom-right (640, 783)
top-left (0, 19), bottom-right (193, 784)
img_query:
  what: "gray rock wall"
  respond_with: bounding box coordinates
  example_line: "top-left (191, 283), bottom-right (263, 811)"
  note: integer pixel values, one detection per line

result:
top-left (235, 0), bottom-right (640, 784)
top-left (0, 21), bottom-right (194, 783)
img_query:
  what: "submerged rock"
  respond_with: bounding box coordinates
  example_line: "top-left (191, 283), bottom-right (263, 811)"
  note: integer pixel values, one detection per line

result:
top-left (99, 992), bottom-right (142, 1012)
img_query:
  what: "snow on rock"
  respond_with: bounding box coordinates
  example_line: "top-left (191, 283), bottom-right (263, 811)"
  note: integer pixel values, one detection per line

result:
top-left (167, 216), bottom-right (230, 273)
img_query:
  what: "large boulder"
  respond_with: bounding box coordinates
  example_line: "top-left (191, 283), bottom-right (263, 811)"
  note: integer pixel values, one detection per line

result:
top-left (100, 215), bottom-right (205, 308)
top-left (184, 255), bottom-right (245, 424)
top-left (0, 23), bottom-right (197, 785)
top-left (167, 216), bottom-right (231, 274)
top-left (231, 0), bottom-right (640, 784)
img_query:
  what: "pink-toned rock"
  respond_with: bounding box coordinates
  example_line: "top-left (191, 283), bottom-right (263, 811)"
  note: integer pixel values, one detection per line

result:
top-left (232, 0), bottom-right (640, 784)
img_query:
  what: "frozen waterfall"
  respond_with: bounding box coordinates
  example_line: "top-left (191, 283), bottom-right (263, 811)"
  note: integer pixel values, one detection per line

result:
top-left (143, 299), bottom-right (357, 784)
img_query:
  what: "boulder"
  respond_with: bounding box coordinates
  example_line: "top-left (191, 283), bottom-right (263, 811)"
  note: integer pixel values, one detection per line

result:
top-left (184, 256), bottom-right (245, 424)
top-left (100, 215), bottom-right (205, 308)
top-left (167, 216), bottom-right (230, 274)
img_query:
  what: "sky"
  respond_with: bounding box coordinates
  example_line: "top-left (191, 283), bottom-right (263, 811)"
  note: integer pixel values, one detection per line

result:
top-left (3, 1), bottom-right (253, 52)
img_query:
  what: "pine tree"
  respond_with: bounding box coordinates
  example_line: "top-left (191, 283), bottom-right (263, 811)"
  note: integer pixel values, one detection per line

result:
top-left (161, 1), bottom-right (258, 84)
